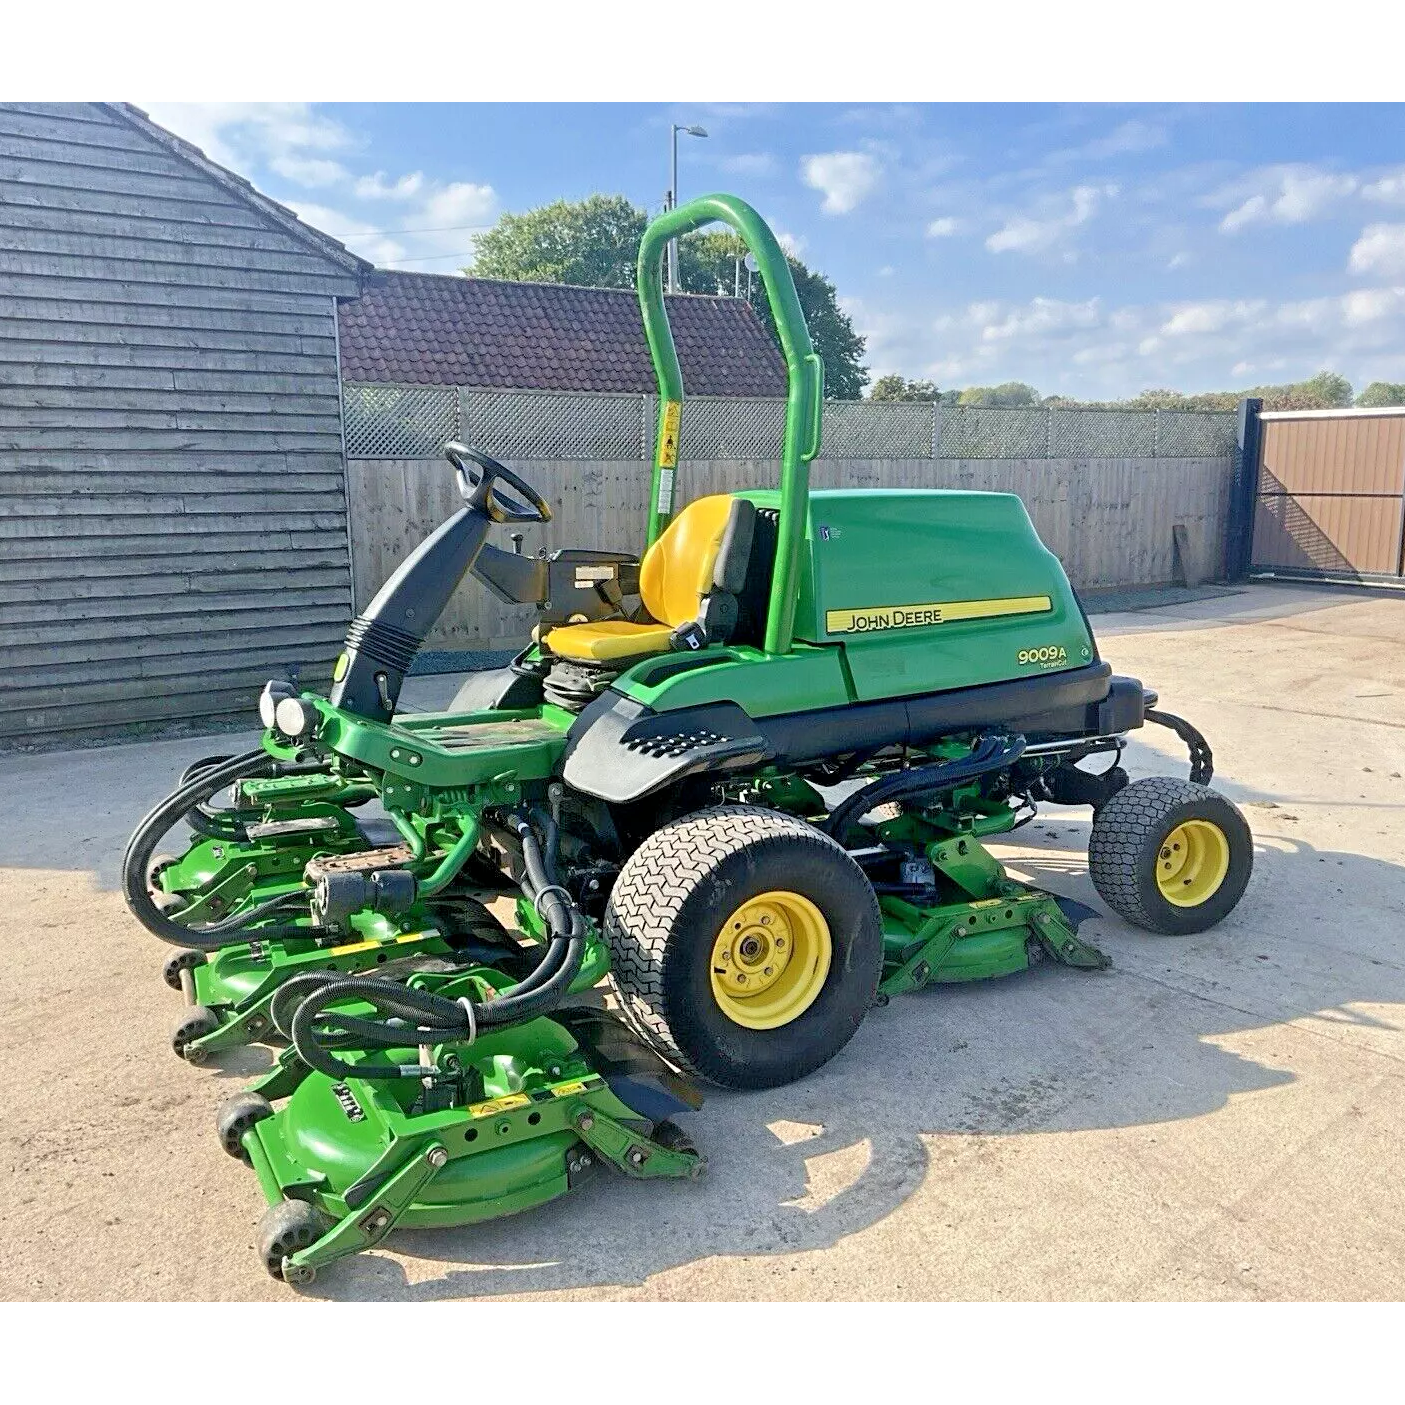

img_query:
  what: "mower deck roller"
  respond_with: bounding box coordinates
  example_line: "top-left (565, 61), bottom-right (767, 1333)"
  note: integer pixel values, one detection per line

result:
top-left (126, 193), bottom-right (1253, 1284)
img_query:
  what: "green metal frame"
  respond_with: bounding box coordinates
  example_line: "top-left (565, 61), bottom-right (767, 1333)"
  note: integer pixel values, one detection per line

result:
top-left (637, 193), bottom-right (824, 655)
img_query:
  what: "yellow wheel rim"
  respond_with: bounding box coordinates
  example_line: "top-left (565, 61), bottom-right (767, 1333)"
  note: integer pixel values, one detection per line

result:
top-left (708, 890), bottom-right (832, 1030)
top-left (1156, 820), bottom-right (1231, 907)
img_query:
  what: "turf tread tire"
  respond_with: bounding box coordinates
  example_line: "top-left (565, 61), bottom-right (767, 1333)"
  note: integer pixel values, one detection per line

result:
top-left (605, 804), bottom-right (882, 1090)
top-left (1088, 777), bottom-right (1252, 935)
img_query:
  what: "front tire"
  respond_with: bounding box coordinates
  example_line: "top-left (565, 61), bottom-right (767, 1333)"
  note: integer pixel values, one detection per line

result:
top-left (605, 805), bottom-right (882, 1090)
top-left (1089, 777), bottom-right (1252, 935)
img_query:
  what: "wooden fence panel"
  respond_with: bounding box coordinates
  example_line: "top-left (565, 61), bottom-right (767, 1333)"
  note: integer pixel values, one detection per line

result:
top-left (348, 455), bottom-right (1233, 652)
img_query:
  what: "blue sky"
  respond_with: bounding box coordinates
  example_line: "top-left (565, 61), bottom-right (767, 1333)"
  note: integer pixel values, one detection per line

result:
top-left (146, 102), bottom-right (1405, 398)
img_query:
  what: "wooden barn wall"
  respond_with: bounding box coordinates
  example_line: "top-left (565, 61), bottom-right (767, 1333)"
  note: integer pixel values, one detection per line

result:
top-left (0, 102), bottom-right (360, 746)
top-left (348, 454), bottom-right (1233, 653)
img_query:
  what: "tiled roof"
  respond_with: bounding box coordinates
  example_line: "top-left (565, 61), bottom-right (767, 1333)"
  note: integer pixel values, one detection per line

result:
top-left (337, 270), bottom-right (788, 397)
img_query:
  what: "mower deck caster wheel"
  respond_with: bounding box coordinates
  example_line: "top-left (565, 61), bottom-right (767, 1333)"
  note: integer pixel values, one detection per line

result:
top-left (172, 1005), bottom-right (220, 1062)
top-left (258, 1200), bottom-right (333, 1282)
top-left (216, 1092), bottom-right (273, 1162)
top-left (146, 852), bottom-right (180, 890)
top-left (150, 889), bottom-right (190, 918)
top-left (162, 948), bottom-right (207, 991)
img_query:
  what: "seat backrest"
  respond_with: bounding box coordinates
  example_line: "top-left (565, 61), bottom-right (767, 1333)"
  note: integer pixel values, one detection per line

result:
top-left (639, 494), bottom-right (739, 627)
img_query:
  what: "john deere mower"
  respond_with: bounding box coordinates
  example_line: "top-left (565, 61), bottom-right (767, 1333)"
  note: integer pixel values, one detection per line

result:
top-left (124, 194), bottom-right (1252, 1284)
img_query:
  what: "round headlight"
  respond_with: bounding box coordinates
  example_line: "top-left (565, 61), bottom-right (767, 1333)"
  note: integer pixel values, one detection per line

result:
top-left (274, 696), bottom-right (311, 739)
top-left (258, 688), bottom-right (279, 729)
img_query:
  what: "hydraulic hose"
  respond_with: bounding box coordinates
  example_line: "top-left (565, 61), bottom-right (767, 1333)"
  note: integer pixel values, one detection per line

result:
top-left (122, 749), bottom-right (287, 950)
top-left (824, 734), bottom-right (1028, 844)
top-left (281, 810), bottom-right (587, 1081)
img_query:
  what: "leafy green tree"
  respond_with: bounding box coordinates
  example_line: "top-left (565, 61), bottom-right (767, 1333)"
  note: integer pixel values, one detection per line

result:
top-left (470, 195), bottom-right (646, 289)
top-left (675, 231), bottom-right (868, 399)
top-left (869, 374), bottom-right (940, 402)
top-left (1292, 370), bottom-right (1353, 408)
top-left (1355, 381), bottom-right (1405, 407)
top-left (469, 200), bottom-right (869, 400)
top-left (958, 381), bottom-right (1042, 408)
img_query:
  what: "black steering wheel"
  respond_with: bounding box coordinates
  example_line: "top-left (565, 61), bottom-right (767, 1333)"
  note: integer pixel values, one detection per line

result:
top-left (444, 442), bottom-right (552, 525)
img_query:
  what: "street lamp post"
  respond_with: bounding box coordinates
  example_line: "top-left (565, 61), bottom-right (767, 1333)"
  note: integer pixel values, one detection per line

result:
top-left (667, 123), bottom-right (708, 293)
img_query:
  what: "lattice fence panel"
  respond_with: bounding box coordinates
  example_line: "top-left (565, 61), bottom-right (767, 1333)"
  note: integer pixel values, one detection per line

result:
top-left (461, 390), bottom-right (647, 460)
top-left (938, 406), bottom-right (1049, 459)
top-left (821, 400), bottom-right (934, 458)
top-left (1155, 411), bottom-right (1237, 458)
top-left (1049, 409), bottom-right (1158, 459)
top-left (678, 397), bottom-right (787, 459)
top-left (343, 383), bottom-right (459, 459)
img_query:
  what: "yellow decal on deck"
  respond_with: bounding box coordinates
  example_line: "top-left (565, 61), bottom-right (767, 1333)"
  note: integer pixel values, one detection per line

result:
top-left (326, 939), bottom-right (378, 957)
top-left (550, 1079), bottom-right (591, 1097)
top-left (468, 1093), bottom-right (532, 1119)
top-left (658, 400), bottom-right (681, 468)
top-left (825, 595), bottom-right (1052, 636)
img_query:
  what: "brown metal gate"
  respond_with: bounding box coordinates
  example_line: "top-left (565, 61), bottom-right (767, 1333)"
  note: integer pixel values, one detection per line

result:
top-left (1251, 408), bottom-right (1405, 581)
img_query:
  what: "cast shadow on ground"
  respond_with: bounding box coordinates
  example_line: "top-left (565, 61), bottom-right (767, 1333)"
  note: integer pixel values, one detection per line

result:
top-left (289, 821), bottom-right (1405, 1302)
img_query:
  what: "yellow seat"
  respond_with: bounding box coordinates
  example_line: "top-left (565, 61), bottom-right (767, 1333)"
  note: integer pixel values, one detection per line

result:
top-left (544, 495), bottom-right (735, 664)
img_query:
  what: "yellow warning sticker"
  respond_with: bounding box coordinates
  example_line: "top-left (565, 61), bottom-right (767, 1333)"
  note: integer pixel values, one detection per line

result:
top-left (825, 594), bottom-right (1052, 636)
top-left (550, 1080), bottom-right (591, 1098)
top-left (327, 939), bottom-right (378, 957)
top-left (658, 400), bottom-right (681, 468)
top-left (469, 1093), bottom-right (532, 1119)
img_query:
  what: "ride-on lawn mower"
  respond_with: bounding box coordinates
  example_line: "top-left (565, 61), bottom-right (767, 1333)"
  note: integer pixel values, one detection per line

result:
top-left (125, 194), bottom-right (1253, 1285)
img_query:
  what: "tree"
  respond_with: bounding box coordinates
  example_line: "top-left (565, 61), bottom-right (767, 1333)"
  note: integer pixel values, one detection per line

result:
top-left (869, 374), bottom-right (939, 402)
top-left (470, 195), bottom-right (646, 289)
top-left (674, 231), bottom-right (867, 399)
top-left (470, 199), bottom-right (869, 399)
top-left (1356, 381), bottom-right (1405, 407)
top-left (958, 381), bottom-right (1042, 408)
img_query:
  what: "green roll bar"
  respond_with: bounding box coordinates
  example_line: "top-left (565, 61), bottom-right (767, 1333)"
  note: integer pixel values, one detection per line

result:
top-left (636, 193), bottom-right (824, 656)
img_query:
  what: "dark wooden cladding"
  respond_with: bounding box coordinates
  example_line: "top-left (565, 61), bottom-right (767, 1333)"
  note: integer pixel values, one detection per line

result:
top-left (0, 102), bottom-right (365, 746)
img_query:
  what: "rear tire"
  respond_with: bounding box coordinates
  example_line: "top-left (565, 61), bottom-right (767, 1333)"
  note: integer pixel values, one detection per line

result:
top-left (605, 805), bottom-right (882, 1090)
top-left (1089, 777), bottom-right (1252, 935)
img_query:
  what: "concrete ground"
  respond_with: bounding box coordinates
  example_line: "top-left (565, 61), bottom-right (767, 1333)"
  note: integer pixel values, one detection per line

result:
top-left (2, 582), bottom-right (1402, 1301)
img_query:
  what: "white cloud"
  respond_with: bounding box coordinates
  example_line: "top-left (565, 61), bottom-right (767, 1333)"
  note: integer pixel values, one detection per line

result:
top-left (354, 171), bottom-right (426, 201)
top-left (1363, 171), bottom-right (1405, 204)
top-left (141, 102), bottom-right (496, 272)
top-left (800, 151), bottom-right (880, 215)
top-left (980, 297), bottom-right (1101, 343)
top-left (861, 282), bottom-right (1405, 400)
top-left (1215, 165), bottom-right (1357, 233)
top-left (269, 155), bottom-right (348, 189)
top-left (144, 102), bottom-right (352, 176)
top-left (696, 102), bottom-right (786, 120)
top-left (1159, 300), bottom-right (1263, 337)
top-left (1349, 223), bottom-right (1405, 278)
top-left (926, 217), bottom-right (958, 238)
top-left (1167, 251), bottom-right (1192, 270)
top-left (285, 201), bottom-right (406, 268)
top-left (985, 184), bottom-right (1115, 258)
top-left (1049, 120), bottom-right (1167, 164)
top-left (720, 152), bottom-right (777, 178)
top-left (422, 182), bottom-right (497, 229)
